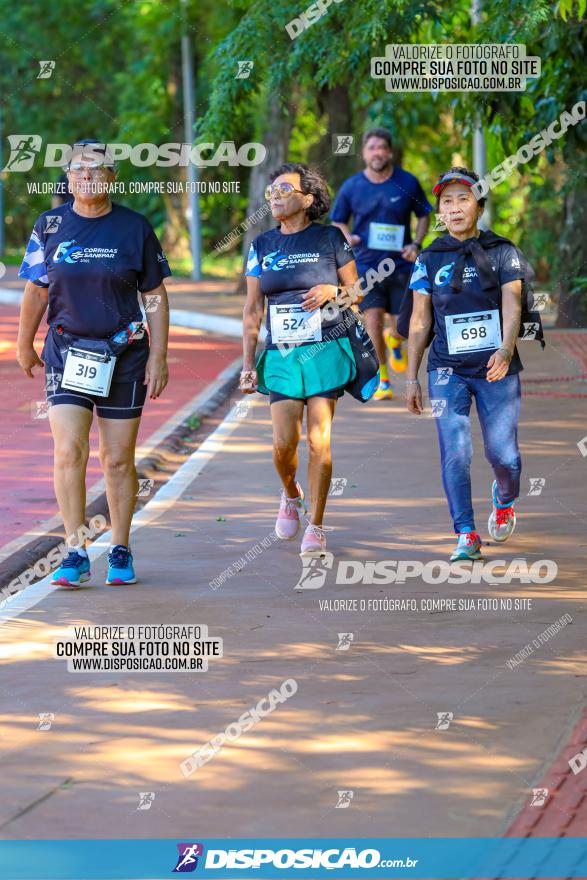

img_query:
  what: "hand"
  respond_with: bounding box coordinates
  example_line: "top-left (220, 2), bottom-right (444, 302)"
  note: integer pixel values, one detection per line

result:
top-left (400, 243), bottom-right (420, 263)
top-left (405, 381), bottom-right (424, 414)
top-left (350, 234), bottom-right (362, 247)
top-left (486, 348), bottom-right (511, 382)
top-left (302, 284), bottom-right (337, 311)
top-left (17, 346), bottom-right (44, 378)
top-left (144, 354), bottom-right (168, 399)
top-left (342, 281), bottom-right (364, 307)
top-left (239, 369), bottom-right (258, 394)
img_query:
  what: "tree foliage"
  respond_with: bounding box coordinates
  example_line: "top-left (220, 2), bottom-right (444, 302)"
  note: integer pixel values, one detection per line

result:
top-left (1, 0), bottom-right (585, 320)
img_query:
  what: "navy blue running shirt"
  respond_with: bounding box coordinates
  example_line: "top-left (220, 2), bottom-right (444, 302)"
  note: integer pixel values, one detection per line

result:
top-left (408, 236), bottom-right (525, 377)
top-left (245, 223), bottom-right (355, 349)
top-left (330, 168), bottom-right (432, 275)
top-left (19, 202), bottom-right (171, 381)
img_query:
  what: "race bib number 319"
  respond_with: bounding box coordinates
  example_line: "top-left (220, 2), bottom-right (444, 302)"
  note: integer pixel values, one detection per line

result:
top-left (445, 309), bottom-right (502, 355)
top-left (62, 347), bottom-right (116, 396)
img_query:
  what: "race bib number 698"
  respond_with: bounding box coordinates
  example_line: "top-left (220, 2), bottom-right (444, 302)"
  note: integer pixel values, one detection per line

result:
top-left (445, 309), bottom-right (502, 355)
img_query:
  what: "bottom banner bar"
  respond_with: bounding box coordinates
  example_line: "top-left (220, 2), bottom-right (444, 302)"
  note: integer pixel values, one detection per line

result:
top-left (0, 837), bottom-right (586, 879)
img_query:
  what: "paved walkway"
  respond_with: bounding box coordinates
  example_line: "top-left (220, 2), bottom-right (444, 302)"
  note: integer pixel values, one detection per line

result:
top-left (1, 333), bottom-right (586, 846)
top-left (0, 304), bottom-right (242, 555)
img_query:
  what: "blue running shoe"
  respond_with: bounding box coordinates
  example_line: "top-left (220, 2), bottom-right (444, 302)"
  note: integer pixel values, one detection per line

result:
top-left (488, 480), bottom-right (517, 543)
top-left (106, 545), bottom-right (137, 585)
top-left (51, 550), bottom-right (91, 588)
top-left (450, 531), bottom-right (483, 562)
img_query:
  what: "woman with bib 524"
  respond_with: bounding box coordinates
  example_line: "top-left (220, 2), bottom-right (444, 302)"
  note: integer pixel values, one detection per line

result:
top-left (240, 163), bottom-right (364, 555)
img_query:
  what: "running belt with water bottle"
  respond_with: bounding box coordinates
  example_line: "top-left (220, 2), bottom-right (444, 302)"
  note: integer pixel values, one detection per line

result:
top-left (54, 320), bottom-right (146, 398)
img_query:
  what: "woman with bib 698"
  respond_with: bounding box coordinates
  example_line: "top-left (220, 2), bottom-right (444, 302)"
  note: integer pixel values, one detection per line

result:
top-left (405, 167), bottom-right (524, 562)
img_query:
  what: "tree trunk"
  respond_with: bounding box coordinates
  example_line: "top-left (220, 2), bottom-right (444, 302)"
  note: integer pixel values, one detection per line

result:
top-left (308, 83), bottom-right (354, 191)
top-left (163, 59), bottom-right (190, 262)
top-left (234, 94), bottom-right (293, 297)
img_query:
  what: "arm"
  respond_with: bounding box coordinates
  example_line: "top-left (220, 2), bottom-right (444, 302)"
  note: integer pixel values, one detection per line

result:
top-left (302, 259), bottom-right (363, 311)
top-left (401, 214), bottom-right (430, 262)
top-left (405, 291), bottom-right (433, 414)
top-left (331, 188), bottom-right (361, 247)
top-left (16, 281), bottom-right (49, 377)
top-left (414, 214), bottom-right (429, 247)
top-left (331, 221), bottom-right (361, 248)
top-left (486, 279), bottom-right (522, 382)
top-left (141, 282), bottom-right (169, 399)
top-left (241, 276), bottom-right (264, 393)
top-left (338, 260), bottom-right (362, 305)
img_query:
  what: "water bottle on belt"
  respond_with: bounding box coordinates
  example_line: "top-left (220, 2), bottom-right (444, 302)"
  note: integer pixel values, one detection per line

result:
top-left (110, 321), bottom-right (145, 354)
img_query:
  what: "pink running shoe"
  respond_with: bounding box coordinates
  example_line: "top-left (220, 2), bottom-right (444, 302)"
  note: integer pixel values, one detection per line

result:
top-left (301, 523), bottom-right (327, 554)
top-left (275, 483), bottom-right (306, 540)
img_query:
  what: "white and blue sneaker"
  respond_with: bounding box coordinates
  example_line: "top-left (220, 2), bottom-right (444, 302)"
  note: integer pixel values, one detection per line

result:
top-left (51, 550), bottom-right (91, 588)
top-left (106, 545), bottom-right (137, 585)
top-left (450, 531), bottom-right (483, 562)
top-left (488, 480), bottom-right (517, 543)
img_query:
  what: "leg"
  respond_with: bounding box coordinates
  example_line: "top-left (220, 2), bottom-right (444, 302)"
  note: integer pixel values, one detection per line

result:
top-left (474, 374), bottom-right (522, 505)
top-left (386, 313), bottom-right (399, 338)
top-left (97, 416), bottom-right (141, 547)
top-left (428, 370), bottom-right (476, 533)
top-left (362, 306), bottom-right (387, 367)
top-left (306, 396), bottom-right (337, 526)
top-left (48, 404), bottom-right (93, 544)
top-left (383, 270), bottom-right (409, 370)
top-left (270, 398), bottom-right (304, 497)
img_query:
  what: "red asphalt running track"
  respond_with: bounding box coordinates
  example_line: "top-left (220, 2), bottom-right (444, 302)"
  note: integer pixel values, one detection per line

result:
top-left (0, 304), bottom-right (242, 553)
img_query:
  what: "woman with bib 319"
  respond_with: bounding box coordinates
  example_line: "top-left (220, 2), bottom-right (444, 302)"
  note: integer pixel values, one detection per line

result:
top-left (17, 140), bottom-right (170, 587)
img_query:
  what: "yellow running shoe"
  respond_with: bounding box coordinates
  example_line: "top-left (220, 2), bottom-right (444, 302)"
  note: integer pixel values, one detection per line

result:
top-left (373, 380), bottom-right (393, 400)
top-left (384, 330), bottom-right (408, 373)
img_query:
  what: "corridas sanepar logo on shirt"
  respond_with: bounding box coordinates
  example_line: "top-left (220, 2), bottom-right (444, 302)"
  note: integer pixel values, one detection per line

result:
top-left (261, 250), bottom-right (320, 271)
top-left (53, 239), bottom-right (118, 264)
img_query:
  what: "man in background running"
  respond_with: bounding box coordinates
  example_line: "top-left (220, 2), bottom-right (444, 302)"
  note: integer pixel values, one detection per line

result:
top-left (331, 127), bottom-right (431, 399)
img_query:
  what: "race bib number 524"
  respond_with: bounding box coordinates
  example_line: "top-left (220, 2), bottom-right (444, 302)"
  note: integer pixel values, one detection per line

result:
top-left (270, 304), bottom-right (322, 345)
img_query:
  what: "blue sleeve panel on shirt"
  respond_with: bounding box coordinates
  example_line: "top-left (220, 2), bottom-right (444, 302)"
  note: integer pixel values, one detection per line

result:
top-left (409, 255), bottom-right (432, 293)
top-left (19, 223), bottom-right (49, 287)
top-left (245, 240), bottom-right (262, 277)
